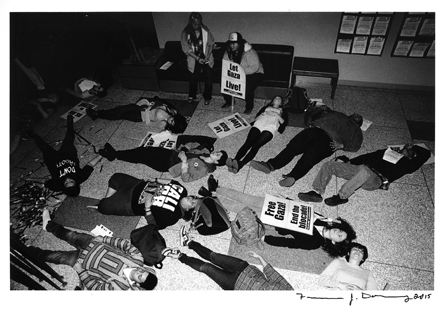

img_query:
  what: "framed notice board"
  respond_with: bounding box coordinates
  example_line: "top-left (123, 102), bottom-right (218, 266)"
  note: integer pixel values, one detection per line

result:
top-left (335, 12), bottom-right (393, 56)
top-left (391, 12), bottom-right (435, 58)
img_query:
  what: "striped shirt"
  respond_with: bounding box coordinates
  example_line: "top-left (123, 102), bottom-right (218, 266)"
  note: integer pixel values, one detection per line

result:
top-left (235, 264), bottom-right (293, 290)
top-left (76, 236), bottom-right (156, 290)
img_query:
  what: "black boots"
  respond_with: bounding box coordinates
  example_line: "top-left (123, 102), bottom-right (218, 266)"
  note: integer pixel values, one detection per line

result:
top-left (99, 143), bottom-right (117, 161)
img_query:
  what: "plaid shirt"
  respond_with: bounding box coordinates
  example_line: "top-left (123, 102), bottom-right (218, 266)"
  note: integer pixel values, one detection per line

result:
top-left (76, 236), bottom-right (156, 290)
top-left (235, 264), bottom-right (293, 290)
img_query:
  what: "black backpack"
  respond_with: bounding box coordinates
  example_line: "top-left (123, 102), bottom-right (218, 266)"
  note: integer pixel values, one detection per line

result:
top-left (130, 224), bottom-right (166, 269)
top-left (283, 86), bottom-right (310, 114)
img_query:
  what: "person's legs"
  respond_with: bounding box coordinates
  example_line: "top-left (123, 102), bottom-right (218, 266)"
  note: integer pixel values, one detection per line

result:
top-left (189, 63), bottom-right (201, 100)
top-left (115, 147), bottom-right (172, 172)
top-left (202, 64), bottom-right (213, 101)
top-left (283, 129), bottom-right (334, 181)
top-left (234, 127), bottom-right (261, 163)
top-left (244, 73), bottom-right (263, 112)
top-left (27, 246), bottom-right (80, 267)
top-left (312, 161), bottom-right (361, 195)
top-left (267, 129), bottom-right (314, 170)
top-left (338, 165), bottom-right (382, 199)
top-left (96, 105), bottom-right (143, 122)
top-left (59, 116), bottom-right (76, 154)
top-left (179, 241), bottom-right (247, 290)
top-left (215, 186), bottom-right (264, 214)
top-left (238, 130), bottom-right (273, 169)
top-left (45, 221), bottom-right (94, 249)
top-left (222, 94), bottom-right (233, 107)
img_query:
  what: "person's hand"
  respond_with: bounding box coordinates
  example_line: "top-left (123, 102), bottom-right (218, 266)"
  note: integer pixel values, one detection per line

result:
top-left (330, 141), bottom-right (343, 151)
top-left (178, 151), bottom-right (187, 162)
top-left (73, 262), bottom-right (84, 273)
top-left (93, 236), bottom-right (104, 242)
top-left (198, 58), bottom-right (205, 64)
top-left (338, 282), bottom-right (363, 290)
top-left (247, 251), bottom-right (261, 259)
top-left (318, 217), bottom-right (341, 224)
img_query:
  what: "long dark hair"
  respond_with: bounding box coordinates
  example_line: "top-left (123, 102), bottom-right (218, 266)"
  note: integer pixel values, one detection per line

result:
top-left (183, 12), bottom-right (204, 39)
top-left (321, 217), bottom-right (357, 258)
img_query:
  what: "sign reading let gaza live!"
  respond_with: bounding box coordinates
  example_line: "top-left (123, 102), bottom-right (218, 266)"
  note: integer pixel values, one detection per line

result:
top-left (221, 59), bottom-right (246, 99)
top-left (260, 194), bottom-right (315, 235)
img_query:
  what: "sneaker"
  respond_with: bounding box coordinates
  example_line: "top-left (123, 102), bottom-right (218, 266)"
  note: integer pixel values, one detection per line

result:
top-left (298, 191), bottom-right (323, 203)
top-left (250, 160), bottom-right (273, 174)
top-left (162, 248), bottom-right (182, 259)
top-left (204, 99), bottom-right (211, 105)
top-left (42, 208), bottom-right (51, 231)
top-left (86, 205), bottom-right (99, 213)
top-left (188, 97), bottom-right (197, 104)
top-left (324, 195), bottom-right (349, 207)
top-left (179, 225), bottom-right (192, 246)
top-left (226, 158), bottom-right (233, 168)
top-left (279, 176), bottom-right (296, 187)
top-left (221, 102), bottom-right (231, 109)
top-left (232, 159), bottom-right (239, 172)
top-left (207, 175), bottom-right (219, 192)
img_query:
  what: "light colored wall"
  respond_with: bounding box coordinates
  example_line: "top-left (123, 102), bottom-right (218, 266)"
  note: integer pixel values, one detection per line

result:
top-left (153, 12), bottom-right (435, 89)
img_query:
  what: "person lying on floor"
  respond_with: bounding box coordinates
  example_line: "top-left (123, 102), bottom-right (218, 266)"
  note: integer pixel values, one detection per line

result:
top-left (86, 96), bottom-right (188, 134)
top-left (99, 142), bottom-right (227, 183)
top-left (200, 175), bottom-right (356, 257)
top-left (298, 143), bottom-right (431, 206)
top-left (318, 242), bottom-right (378, 290)
top-left (24, 115), bottom-right (103, 197)
top-left (88, 173), bottom-right (196, 230)
top-left (250, 106), bottom-right (363, 188)
top-left (27, 209), bottom-right (158, 290)
top-left (161, 229), bottom-right (293, 290)
top-left (66, 66), bottom-right (113, 99)
top-left (226, 95), bottom-right (288, 174)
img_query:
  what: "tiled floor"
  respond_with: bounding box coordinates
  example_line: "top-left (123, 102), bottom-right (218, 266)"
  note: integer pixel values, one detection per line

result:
top-left (9, 80), bottom-right (435, 292)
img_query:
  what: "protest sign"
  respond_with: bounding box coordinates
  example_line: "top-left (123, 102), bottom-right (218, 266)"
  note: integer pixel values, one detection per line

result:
top-left (139, 131), bottom-right (178, 150)
top-left (208, 113), bottom-right (250, 138)
top-left (60, 101), bottom-right (97, 123)
top-left (260, 194), bottom-right (314, 235)
top-left (221, 59), bottom-right (246, 100)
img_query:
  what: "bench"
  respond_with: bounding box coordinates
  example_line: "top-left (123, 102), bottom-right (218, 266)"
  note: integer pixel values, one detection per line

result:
top-left (291, 57), bottom-right (339, 99)
top-left (155, 41), bottom-right (294, 99)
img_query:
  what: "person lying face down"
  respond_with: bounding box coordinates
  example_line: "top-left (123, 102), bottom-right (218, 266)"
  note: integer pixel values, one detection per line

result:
top-left (99, 142), bottom-right (227, 183)
top-left (318, 242), bottom-right (379, 290)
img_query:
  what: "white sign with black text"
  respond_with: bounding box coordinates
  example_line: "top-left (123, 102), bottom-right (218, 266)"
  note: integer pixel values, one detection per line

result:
top-left (221, 59), bottom-right (246, 100)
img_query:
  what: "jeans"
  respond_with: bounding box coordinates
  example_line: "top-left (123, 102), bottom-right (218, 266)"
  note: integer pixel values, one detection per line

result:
top-left (215, 186), bottom-right (264, 214)
top-left (27, 222), bottom-right (94, 267)
top-left (115, 147), bottom-right (176, 172)
top-left (96, 104), bottom-right (144, 122)
top-left (235, 127), bottom-right (273, 170)
top-left (268, 127), bottom-right (334, 181)
top-left (313, 161), bottom-right (382, 199)
top-left (223, 73), bottom-right (263, 110)
top-left (189, 62), bottom-right (213, 101)
top-left (179, 241), bottom-right (249, 290)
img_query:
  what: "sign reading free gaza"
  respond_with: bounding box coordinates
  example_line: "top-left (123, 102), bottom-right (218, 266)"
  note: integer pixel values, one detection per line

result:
top-left (221, 59), bottom-right (246, 100)
top-left (260, 194), bottom-right (315, 235)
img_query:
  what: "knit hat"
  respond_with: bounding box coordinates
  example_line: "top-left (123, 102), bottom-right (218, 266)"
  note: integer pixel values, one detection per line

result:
top-left (228, 32), bottom-right (243, 43)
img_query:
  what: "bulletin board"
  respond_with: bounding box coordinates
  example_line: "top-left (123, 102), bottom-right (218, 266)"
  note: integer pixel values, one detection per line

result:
top-left (335, 12), bottom-right (393, 56)
top-left (391, 12), bottom-right (435, 58)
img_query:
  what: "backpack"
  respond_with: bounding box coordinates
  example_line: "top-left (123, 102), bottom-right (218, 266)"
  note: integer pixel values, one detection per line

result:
top-left (230, 207), bottom-right (266, 249)
top-left (283, 86), bottom-right (310, 114)
top-left (130, 224), bottom-right (166, 269)
top-left (303, 101), bottom-right (333, 127)
top-left (191, 197), bottom-right (231, 236)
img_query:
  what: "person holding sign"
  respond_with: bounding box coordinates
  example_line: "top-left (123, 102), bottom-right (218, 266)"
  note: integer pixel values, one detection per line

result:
top-left (98, 142), bottom-right (227, 183)
top-left (318, 242), bottom-right (378, 290)
top-left (226, 95), bottom-right (288, 173)
top-left (251, 110), bottom-right (363, 187)
top-left (181, 12), bottom-right (215, 105)
top-left (298, 143), bottom-right (431, 206)
top-left (202, 176), bottom-right (356, 257)
top-left (221, 32), bottom-right (264, 114)
top-left (161, 230), bottom-right (293, 290)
